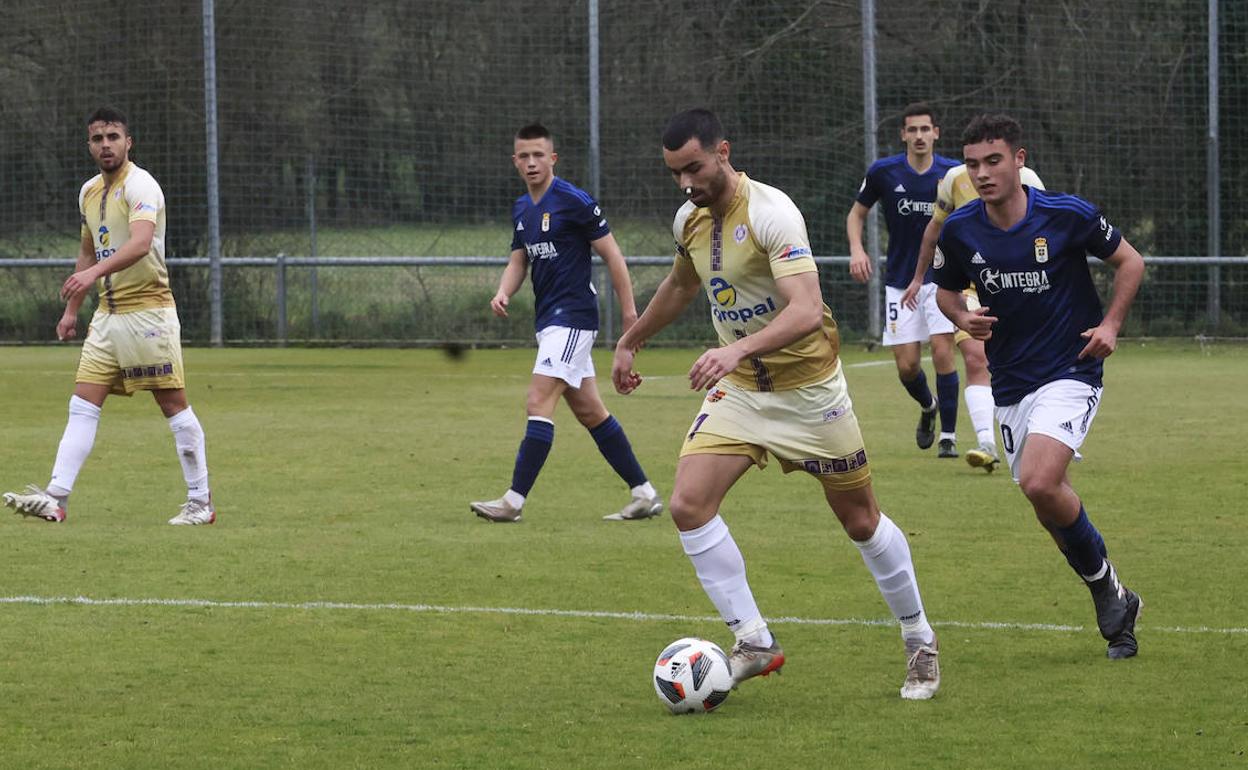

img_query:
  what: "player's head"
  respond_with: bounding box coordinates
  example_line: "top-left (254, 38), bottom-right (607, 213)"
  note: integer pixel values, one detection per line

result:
top-left (899, 102), bottom-right (939, 159)
top-left (86, 106), bottom-right (132, 173)
top-left (960, 113), bottom-right (1026, 205)
top-left (661, 108), bottom-right (733, 208)
top-left (513, 123), bottom-right (557, 191)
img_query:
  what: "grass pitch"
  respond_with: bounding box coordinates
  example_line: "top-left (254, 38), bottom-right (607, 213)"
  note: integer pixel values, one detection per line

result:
top-left (0, 341), bottom-right (1244, 768)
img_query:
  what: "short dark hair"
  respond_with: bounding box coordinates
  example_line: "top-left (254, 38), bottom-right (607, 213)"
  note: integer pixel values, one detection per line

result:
top-left (86, 106), bottom-right (129, 133)
top-left (961, 113), bottom-right (1023, 150)
top-left (662, 108), bottom-right (724, 152)
top-left (515, 123), bottom-right (552, 143)
top-left (901, 102), bottom-right (937, 125)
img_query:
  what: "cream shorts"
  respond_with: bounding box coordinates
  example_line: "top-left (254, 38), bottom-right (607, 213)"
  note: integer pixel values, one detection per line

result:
top-left (76, 306), bottom-right (185, 395)
top-left (680, 364), bottom-right (871, 491)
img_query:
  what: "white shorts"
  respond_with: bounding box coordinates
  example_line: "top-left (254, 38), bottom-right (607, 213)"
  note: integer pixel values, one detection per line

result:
top-left (883, 283), bottom-right (956, 346)
top-left (533, 325), bottom-right (597, 388)
top-left (995, 379), bottom-right (1103, 482)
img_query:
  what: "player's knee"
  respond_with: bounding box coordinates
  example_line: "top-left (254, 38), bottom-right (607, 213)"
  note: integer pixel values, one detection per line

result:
top-left (896, 363), bottom-right (921, 382)
top-left (668, 489), bottom-right (715, 527)
top-left (1018, 474), bottom-right (1061, 507)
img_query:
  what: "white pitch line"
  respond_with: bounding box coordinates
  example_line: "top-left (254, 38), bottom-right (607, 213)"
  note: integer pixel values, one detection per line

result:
top-left (1, 595), bottom-right (1243, 636)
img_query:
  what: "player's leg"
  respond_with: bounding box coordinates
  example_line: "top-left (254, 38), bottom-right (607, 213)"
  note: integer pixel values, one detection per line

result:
top-left (1006, 384), bottom-right (1140, 658)
top-left (670, 451), bottom-right (783, 682)
top-left (154, 388), bottom-right (215, 526)
top-left (470, 372), bottom-right (565, 522)
top-left (884, 286), bottom-right (938, 450)
top-left (920, 284), bottom-right (961, 457)
top-left (5, 315), bottom-right (122, 522)
top-left (563, 376), bottom-right (662, 521)
top-left (958, 335), bottom-right (999, 471)
top-left (823, 480), bottom-right (940, 699)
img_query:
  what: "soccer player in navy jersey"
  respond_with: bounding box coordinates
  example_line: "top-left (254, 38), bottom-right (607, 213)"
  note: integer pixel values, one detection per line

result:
top-left (847, 103), bottom-right (964, 458)
top-left (934, 114), bottom-right (1146, 658)
top-left (470, 123), bottom-right (662, 523)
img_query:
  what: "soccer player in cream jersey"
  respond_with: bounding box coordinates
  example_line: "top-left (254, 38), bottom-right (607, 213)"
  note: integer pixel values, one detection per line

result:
top-left (901, 162), bottom-right (1047, 473)
top-left (3, 107), bottom-right (213, 526)
top-left (935, 114), bottom-right (1145, 658)
top-left (612, 109), bottom-right (940, 699)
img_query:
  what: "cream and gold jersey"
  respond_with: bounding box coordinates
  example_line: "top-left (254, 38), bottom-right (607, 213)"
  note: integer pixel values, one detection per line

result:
top-left (78, 161), bottom-right (173, 313)
top-left (673, 173), bottom-right (839, 391)
top-left (931, 164), bottom-right (1045, 226)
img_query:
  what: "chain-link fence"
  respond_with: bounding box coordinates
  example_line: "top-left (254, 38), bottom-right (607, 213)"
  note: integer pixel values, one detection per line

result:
top-left (1, 0), bottom-right (1244, 345)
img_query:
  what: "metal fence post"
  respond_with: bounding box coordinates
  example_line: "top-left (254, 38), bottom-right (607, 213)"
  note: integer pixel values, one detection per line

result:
top-left (1207, 0), bottom-right (1221, 331)
top-left (862, 0), bottom-right (881, 343)
top-left (276, 253), bottom-right (287, 345)
top-left (307, 156), bottom-right (320, 338)
top-left (588, 0), bottom-right (614, 345)
top-left (202, 0), bottom-right (223, 346)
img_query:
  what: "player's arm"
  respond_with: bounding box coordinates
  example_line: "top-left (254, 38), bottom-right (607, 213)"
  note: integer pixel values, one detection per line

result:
top-left (901, 217), bottom-right (942, 310)
top-left (56, 231), bottom-right (96, 341)
top-left (490, 248), bottom-right (528, 318)
top-left (845, 201), bottom-right (873, 283)
top-left (60, 220), bottom-right (154, 303)
top-left (590, 233), bottom-right (639, 334)
top-left (1078, 237), bottom-right (1144, 360)
top-left (611, 258), bottom-right (701, 394)
top-left (687, 271), bottom-right (824, 391)
top-left (936, 287), bottom-right (994, 341)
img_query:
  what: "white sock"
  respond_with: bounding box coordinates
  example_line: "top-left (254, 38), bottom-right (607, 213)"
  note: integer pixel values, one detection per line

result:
top-left (48, 396), bottom-right (102, 497)
top-left (679, 515), bottom-right (770, 645)
top-left (630, 481), bottom-right (657, 500)
top-left (168, 407), bottom-right (209, 502)
top-left (939, 431), bottom-right (956, 442)
top-left (964, 385), bottom-right (996, 450)
top-left (853, 512), bottom-right (934, 645)
top-left (503, 490), bottom-right (525, 509)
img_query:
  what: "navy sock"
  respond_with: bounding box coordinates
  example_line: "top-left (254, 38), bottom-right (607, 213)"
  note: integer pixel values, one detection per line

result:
top-left (936, 371), bottom-right (960, 433)
top-left (588, 415), bottom-right (647, 488)
top-left (1055, 506), bottom-right (1109, 578)
top-left (900, 369), bottom-right (934, 409)
top-left (510, 418), bottom-right (555, 496)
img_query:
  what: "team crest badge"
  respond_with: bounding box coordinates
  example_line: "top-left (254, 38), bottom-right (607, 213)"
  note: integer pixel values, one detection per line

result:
top-left (1034, 237), bottom-right (1049, 263)
top-left (541, 212), bottom-right (551, 232)
top-left (733, 224), bottom-right (747, 244)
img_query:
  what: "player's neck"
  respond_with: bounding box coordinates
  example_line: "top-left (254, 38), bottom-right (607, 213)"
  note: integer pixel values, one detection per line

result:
top-left (526, 174), bottom-right (555, 202)
top-left (709, 170), bottom-right (740, 218)
top-left (985, 185), bottom-right (1029, 230)
top-left (906, 151), bottom-right (933, 174)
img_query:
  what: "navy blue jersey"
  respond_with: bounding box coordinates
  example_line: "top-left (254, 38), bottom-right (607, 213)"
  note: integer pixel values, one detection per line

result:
top-left (510, 177), bottom-right (610, 332)
top-left (934, 187), bottom-right (1123, 406)
top-left (856, 153), bottom-right (960, 288)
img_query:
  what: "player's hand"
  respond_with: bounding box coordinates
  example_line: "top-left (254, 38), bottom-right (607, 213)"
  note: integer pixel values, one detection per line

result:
top-left (848, 252), bottom-right (872, 283)
top-left (1078, 324), bottom-right (1118, 360)
top-left (688, 345), bottom-right (744, 391)
top-left (900, 279), bottom-right (922, 311)
top-left (962, 306), bottom-right (997, 341)
top-left (60, 268), bottom-right (97, 302)
top-left (489, 292), bottom-right (509, 318)
top-left (55, 312), bottom-right (78, 342)
top-left (611, 345), bottom-right (642, 395)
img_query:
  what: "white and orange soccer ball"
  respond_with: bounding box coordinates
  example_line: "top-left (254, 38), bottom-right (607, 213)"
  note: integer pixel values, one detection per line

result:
top-left (652, 637), bottom-right (733, 714)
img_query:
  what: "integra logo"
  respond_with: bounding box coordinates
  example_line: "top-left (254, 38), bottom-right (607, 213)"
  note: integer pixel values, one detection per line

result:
top-left (979, 268), bottom-right (1051, 295)
top-left (525, 241), bottom-right (558, 260)
top-left (897, 198), bottom-right (935, 216)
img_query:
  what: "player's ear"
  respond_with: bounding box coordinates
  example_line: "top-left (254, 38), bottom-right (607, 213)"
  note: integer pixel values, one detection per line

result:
top-left (549, 150), bottom-right (558, 166)
top-left (932, 125), bottom-right (941, 141)
top-left (716, 139), bottom-right (730, 164)
top-left (1015, 147), bottom-right (1026, 168)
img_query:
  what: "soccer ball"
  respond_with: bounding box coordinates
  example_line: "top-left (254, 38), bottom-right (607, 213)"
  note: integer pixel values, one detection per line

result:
top-left (652, 637), bottom-right (733, 714)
